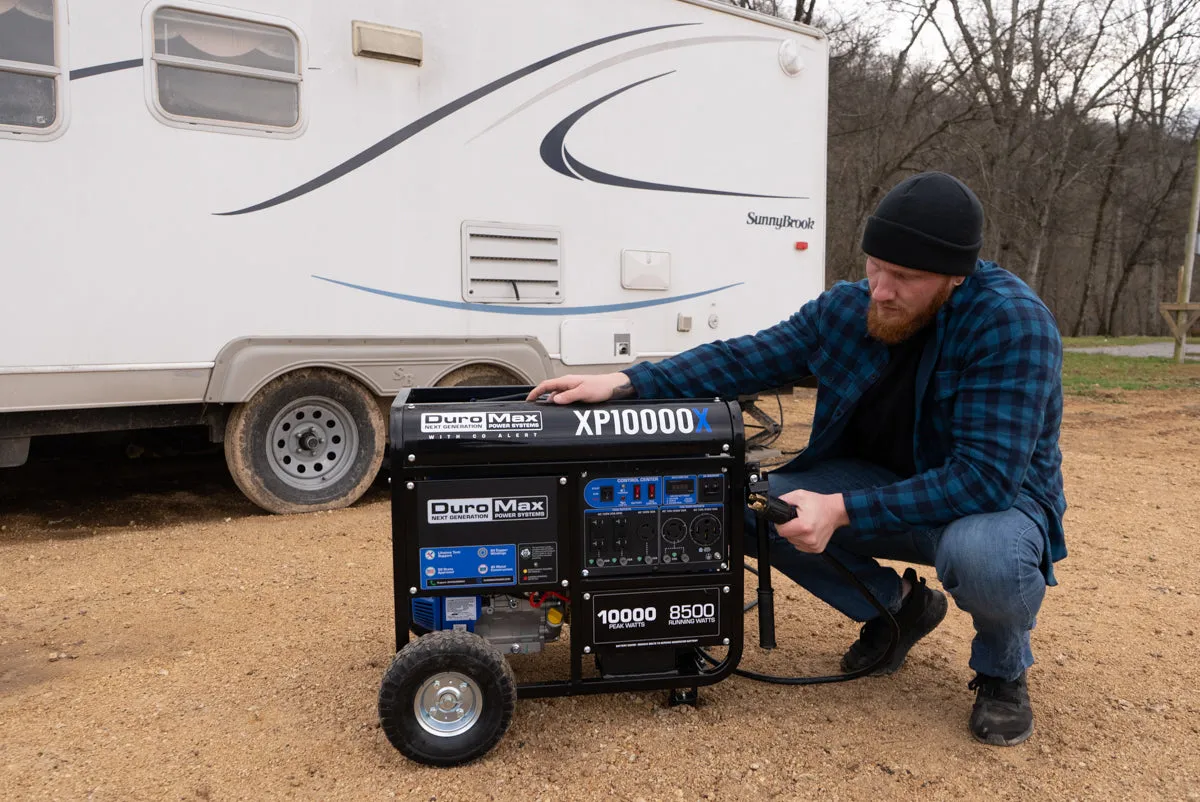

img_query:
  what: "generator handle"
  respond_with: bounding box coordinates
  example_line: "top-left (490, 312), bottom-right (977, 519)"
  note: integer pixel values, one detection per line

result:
top-left (747, 465), bottom-right (777, 650)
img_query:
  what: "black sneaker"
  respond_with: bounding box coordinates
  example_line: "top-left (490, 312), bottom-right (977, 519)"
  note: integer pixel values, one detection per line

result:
top-left (840, 567), bottom-right (948, 675)
top-left (968, 672), bottom-right (1034, 746)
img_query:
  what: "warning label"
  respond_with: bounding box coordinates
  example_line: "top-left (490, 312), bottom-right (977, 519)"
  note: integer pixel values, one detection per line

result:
top-left (518, 542), bottom-right (557, 585)
top-left (444, 597), bottom-right (478, 622)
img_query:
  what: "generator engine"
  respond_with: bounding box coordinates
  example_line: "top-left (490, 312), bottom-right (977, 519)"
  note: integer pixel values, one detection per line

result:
top-left (378, 386), bottom-right (745, 767)
top-left (411, 593), bottom-right (566, 654)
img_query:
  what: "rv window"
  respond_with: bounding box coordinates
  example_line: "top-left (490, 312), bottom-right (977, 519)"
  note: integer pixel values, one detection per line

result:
top-left (150, 7), bottom-right (301, 132)
top-left (0, 0), bottom-right (61, 133)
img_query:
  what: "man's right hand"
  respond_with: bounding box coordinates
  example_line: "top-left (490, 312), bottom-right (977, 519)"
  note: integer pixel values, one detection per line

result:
top-left (525, 372), bottom-right (634, 405)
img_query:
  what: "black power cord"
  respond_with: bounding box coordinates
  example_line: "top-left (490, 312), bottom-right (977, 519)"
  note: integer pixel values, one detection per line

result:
top-left (742, 391), bottom-right (786, 450)
top-left (743, 562), bottom-right (759, 612)
top-left (697, 494), bottom-right (901, 686)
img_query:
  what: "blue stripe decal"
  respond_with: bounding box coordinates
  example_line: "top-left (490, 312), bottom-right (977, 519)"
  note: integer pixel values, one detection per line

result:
top-left (313, 275), bottom-right (742, 316)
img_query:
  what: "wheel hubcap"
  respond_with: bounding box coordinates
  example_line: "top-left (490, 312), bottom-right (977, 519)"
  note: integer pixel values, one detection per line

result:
top-left (414, 672), bottom-right (481, 737)
top-left (265, 396), bottom-right (359, 490)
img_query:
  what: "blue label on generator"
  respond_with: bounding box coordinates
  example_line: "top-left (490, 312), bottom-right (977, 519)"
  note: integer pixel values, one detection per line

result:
top-left (419, 545), bottom-right (517, 589)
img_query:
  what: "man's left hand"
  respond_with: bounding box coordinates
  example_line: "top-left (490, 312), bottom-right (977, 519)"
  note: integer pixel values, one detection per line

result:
top-left (775, 489), bottom-right (850, 554)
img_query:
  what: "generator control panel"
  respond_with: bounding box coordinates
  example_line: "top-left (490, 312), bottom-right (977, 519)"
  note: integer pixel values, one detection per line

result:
top-left (583, 473), bottom-right (727, 574)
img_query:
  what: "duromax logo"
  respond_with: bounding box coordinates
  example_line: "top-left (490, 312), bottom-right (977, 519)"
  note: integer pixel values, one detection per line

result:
top-left (420, 411), bottom-right (542, 434)
top-left (427, 496), bottom-right (549, 524)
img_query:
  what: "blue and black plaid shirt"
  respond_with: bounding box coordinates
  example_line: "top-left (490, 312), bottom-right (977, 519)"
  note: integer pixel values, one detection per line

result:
top-left (624, 261), bottom-right (1067, 583)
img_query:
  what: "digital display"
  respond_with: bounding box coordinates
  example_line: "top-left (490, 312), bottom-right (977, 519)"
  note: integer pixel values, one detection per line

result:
top-left (665, 478), bottom-right (693, 496)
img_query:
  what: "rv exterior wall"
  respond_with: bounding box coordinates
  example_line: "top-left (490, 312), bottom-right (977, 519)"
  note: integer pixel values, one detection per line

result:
top-left (0, 0), bottom-right (829, 511)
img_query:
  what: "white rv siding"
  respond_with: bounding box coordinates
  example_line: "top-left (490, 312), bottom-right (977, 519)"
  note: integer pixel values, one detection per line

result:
top-left (2, 0), bottom-right (828, 410)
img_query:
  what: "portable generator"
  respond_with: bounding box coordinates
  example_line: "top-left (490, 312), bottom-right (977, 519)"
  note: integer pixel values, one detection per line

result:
top-left (377, 386), bottom-right (896, 767)
top-left (378, 385), bottom-right (748, 766)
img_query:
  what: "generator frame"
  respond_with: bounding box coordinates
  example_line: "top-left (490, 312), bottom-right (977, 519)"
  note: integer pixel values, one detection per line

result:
top-left (388, 386), bottom-right (747, 704)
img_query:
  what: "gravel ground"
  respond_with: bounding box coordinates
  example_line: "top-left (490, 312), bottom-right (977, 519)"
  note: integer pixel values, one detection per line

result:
top-left (1, 389), bottom-right (1198, 801)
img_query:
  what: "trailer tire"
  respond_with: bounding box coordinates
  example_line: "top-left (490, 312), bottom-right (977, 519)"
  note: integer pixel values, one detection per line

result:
top-left (224, 368), bottom-right (385, 514)
top-left (436, 364), bottom-right (524, 387)
top-left (378, 631), bottom-right (516, 767)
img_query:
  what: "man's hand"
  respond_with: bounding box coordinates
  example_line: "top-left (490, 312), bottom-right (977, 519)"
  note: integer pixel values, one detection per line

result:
top-left (775, 489), bottom-right (850, 553)
top-left (525, 372), bottom-right (634, 404)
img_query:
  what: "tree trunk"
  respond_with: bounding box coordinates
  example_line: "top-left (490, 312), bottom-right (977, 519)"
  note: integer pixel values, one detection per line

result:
top-left (1026, 135), bottom-right (1081, 297)
top-left (1026, 192), bottom-right (1055, 297)
top-left (1071, 166), bottom-right (1117, 335)
top-left (1150, 258), bottom-right (1163, 334)
top-left (1099, 206), bottom-right (1124, 335)
top-left (1072, 124), bottom-right (1128, 335)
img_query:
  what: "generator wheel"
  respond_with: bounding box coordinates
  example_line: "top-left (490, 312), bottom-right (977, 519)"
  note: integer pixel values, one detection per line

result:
top-left (379, 631), bottom-right (516, 767)
top-left (224, 368), bottom-right (385, 514)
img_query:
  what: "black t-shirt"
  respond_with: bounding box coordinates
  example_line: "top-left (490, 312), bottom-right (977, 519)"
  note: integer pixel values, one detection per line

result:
top-left (842, 326), bottom-right (933, 478)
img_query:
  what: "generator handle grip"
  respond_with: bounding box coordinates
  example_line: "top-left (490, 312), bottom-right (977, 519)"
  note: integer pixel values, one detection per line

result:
top-left (745, 475), bottom-right (784, 651)
top-left (754, 511), bottom-right (777, 650)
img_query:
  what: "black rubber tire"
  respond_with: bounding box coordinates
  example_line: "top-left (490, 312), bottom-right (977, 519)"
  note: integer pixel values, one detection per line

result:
top-left (436, 364), bottom-right (524, 388)
top-left (378, 631), bottom-right (516, 767)
top-left (224, 368), bottom-right (385, 514)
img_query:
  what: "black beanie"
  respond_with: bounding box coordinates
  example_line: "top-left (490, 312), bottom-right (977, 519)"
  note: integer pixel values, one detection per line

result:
top-left (861, 172), bottom-right (984, 276)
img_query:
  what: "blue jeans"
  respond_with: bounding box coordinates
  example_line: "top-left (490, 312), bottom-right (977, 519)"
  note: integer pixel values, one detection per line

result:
top-left (744, 459), bottom-right (1046, 680)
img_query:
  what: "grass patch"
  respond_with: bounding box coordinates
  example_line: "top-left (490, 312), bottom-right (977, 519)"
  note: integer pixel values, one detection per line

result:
top-left (1061, 335), bottom-right (1174, 348)
top-left (1062, 351), bottom-right (1200, 395)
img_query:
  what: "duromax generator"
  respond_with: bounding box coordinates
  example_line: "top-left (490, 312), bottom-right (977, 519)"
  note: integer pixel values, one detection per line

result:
top-left (378, 386), bottom-right (747, 766)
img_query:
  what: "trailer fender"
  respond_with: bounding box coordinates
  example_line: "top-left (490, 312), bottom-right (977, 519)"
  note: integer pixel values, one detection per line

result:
top-left (205, 337), bottom-right (554, 404)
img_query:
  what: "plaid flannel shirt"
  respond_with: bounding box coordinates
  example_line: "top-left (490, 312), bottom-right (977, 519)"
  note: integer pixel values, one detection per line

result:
top-left (624, 261), bottom-right (1067, 584)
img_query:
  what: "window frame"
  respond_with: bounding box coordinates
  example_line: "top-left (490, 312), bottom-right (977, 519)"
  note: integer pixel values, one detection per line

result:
top-left (141, 1), bottom-right (307, 139)
top-left (0, 0), bottom-right (70, 142)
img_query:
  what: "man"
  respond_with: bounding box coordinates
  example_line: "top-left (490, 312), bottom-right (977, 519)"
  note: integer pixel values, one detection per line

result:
top-left (527, 172), bottom-right (1066, 747)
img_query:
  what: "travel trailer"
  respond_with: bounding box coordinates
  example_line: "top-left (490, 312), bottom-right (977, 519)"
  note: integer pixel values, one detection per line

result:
top-left (0, 0), bottom-right (829, 513)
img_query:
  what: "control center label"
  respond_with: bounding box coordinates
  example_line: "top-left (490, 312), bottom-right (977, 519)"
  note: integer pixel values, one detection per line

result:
top-left (592, 587), bottom-right (721, 646)
top-left (419, 545), bottom-right (516, 589)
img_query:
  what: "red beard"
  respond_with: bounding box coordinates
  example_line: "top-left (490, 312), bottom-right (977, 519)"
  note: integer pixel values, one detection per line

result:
top-left (867, 282), bottom-right (956, 345)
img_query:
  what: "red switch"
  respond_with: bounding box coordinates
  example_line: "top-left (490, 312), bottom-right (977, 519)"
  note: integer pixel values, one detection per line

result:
top-left (647, 483), bottom-right (656, 500)
top-left (633, 484), bottom-right (641, 500)
top-left (795, 242), bottom-right (809, 251)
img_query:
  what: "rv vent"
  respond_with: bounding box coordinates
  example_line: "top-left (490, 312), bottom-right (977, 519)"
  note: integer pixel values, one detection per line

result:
top-left (461, 223), bottom-right (563, 304)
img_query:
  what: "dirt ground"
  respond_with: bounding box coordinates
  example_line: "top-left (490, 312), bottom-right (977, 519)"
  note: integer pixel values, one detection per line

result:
top-left (2, 389), bottom-right (1198, 801)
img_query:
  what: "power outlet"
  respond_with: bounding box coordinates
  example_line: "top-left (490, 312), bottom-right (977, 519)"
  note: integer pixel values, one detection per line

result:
top-left (699, 477), bottom-right (723, 501)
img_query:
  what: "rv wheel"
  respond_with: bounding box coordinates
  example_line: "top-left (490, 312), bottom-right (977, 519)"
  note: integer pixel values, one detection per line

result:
top-left (224, 368), bottom-right (385, 515)
top-left (379, 631), bottom-right (516, 767)
top-left (436, 364), bottom-right (523, 388)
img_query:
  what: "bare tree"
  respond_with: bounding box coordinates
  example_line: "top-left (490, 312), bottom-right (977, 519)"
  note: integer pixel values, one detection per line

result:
top-left (714, 0), bottom-right (1200, 332)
